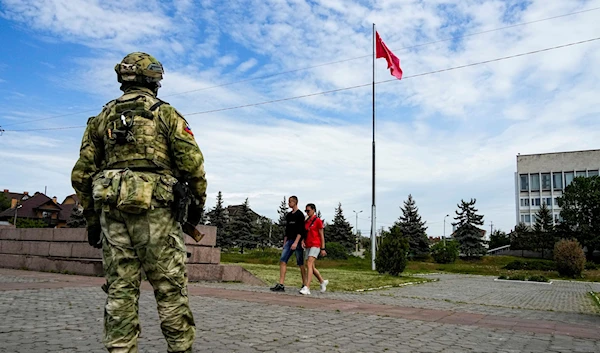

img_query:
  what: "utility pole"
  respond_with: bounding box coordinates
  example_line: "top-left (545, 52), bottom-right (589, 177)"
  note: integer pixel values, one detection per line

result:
top-left (353, 210), bottom-right (363, 253)
top-left (490, 221), bottom-right (493, 240)
top-left (13, 203), bottom-right (22, 226)
top-left (443, 214), bottom-right (449, 245)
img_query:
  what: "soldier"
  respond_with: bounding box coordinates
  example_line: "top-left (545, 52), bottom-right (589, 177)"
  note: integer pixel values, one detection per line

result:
top-left (71, 52), bottom-right (207, 353)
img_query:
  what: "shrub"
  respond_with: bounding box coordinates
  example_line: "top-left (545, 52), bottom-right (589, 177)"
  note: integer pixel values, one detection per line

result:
top-left (528, 275), bottom-right (549, 282)
top-left (375, 234), bottom-right (409, 276)
top-left (324, 242), bottom-right (348, 260)
top-left (504, 260), bottom-right (555, 271)
top-left (554, 239), bottom-right (586, 278)
top-left (509, 274), bottom-right (527, 281)
top-left (431, 240), bottom-right (459, 264)
top-left (498, 275), bottom-right (507, 280)
top-left (585, 262), bottom-right (599, 270)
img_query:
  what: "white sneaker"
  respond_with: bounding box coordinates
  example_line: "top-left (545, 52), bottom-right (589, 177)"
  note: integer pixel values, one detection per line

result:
top-left (320, 279), bottom-right (329, 293)
top-left (299, 286), bottom-right (311, 295)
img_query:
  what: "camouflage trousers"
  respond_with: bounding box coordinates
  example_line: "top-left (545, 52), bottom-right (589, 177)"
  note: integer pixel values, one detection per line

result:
top-left (100, 207), bottom-right (195, 353)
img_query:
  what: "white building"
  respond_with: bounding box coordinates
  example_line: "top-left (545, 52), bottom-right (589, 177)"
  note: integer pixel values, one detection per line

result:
top-left (515, 149), bottom-right (600, 227)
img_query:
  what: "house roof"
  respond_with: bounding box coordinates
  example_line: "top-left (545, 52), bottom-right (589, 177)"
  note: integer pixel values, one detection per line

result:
top-left (61, 194), bottom-right (80, 205)
top-left (0, 193), bottom-right (64, 219)
top-left (226, 204), bottom-right (263, 220)
top-left (1, 189), bottom-right (30, 203)
top-left (449, 227), bottom-right (487, 238)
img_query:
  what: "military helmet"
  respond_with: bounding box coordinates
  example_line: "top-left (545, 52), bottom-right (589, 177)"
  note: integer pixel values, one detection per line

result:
top-left (115, 52), bottom-right (164, 84)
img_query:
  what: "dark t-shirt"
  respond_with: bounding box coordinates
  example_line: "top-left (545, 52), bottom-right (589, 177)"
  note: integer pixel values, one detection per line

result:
top-left (285, 209), bottom-right (305, 241)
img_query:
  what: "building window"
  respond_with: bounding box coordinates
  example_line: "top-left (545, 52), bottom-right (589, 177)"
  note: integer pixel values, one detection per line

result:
top-left (524, 214), bottom-right (531, 223)
top-left (520, 174), bottom-right (529, 191)
top-left (554, 197), bottom-right (561, 207)
top-left (565, 172), bottom-right (574, 186)
top-left (541, 173), bottom-right (551, 190)
top-left (530, 173), bottom-right (540, 191)
top-left (552, 172), bottom-right (563, 190)
top-left (589, 170), bottom-right (599, 177)
top-left (544, 197), bottom-right (552, 206)
top-left (576, 171), bottom-right (587, 177)
top-left (520, 198), bottom-right (530, 207)
top-left (531, 198), bottom-right (541, 206)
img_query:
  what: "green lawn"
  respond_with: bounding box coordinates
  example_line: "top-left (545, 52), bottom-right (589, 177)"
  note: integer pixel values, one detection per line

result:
top-left (221, 249), bottom-right (427, 291)
top-left (232, 263), bottom-right (427, 292)
top-left (221, 250), bottom-right (600, 287)
top-left (406, 256), bottom-right (600, 282)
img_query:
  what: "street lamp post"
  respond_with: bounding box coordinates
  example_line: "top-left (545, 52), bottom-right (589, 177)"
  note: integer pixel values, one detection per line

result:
top-left (443, 214), bottom-right (449, 245)
top-left (13, 204), bottom-right (22, 227)
top-left (353, 210), bottom-right (363, 253)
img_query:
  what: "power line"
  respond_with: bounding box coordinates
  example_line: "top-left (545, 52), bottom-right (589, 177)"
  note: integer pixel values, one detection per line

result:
top-left (3, 36), bottom-right (599, 133)
top-left (180, 37), bottom-right (600, 116)
top-left (161, 6), bottom-right (600, 97)
top-left (2, 6), bottom-right (598, 128)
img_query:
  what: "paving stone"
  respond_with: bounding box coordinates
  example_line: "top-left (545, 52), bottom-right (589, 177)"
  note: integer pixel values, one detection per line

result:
top-left (1, 271), bottom-right (600, 352)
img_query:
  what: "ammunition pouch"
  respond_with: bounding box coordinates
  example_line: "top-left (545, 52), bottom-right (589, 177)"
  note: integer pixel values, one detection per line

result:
top-left (117, 169), bottom-right (155, 214)
top-left (92, 169), bottom-right (167, 214)
top-left (91, 170), bottom-right (122, 211)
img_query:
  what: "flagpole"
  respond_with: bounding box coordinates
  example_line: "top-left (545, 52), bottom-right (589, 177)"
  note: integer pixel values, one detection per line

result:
top-left (371, 23), bottom-right (377, 271)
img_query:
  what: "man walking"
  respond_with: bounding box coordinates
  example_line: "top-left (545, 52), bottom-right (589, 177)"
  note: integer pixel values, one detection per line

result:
top-left (71, 52), bottom-right (206, 353)
top-left (270, 196), bottom-right (306, 292)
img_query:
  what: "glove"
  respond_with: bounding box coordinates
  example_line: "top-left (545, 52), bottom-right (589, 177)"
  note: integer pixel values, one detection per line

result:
top-left (87, 225), bottom-right (102, 249)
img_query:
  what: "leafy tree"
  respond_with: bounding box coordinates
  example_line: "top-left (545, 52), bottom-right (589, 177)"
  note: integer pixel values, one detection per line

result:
top-left (431, 240), bottom-right (459, 264)
top-left (375, 227), bottom-right (409, 276)
top-left (324, 203), bottom-right (354, 252)
top-left (324, 242), bottom-right (348, 260)
top-left (206, 191), bottom-right (231, 249)
top-left (227, 198), bottom-right (257, 254)
top-left (533, 203), bottom-right (555, 257)
top-left (452, 198), bottom-right (486, 257)
top-left (66, 205), bottom-right (87, 228)
top-left (489, 229), bottom-right (510, 250)
top-left (359, 233), bottom-right (370, 249)
top-left (0, 193), bottom-right (11, 212)
top-left (255, 217), bottom-right (275, 249)
top-left (557, 176), bottom-right (600, 260)
top-left (392, 194), bottom-right (429, 258)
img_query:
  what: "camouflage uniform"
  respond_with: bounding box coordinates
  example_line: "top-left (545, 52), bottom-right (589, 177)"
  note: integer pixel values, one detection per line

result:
top-left (71, 52), bottom-right (206, 353)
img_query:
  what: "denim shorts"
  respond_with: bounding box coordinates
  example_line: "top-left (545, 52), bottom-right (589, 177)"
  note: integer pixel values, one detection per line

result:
top-left (280, 240), bottom-right (304, 266)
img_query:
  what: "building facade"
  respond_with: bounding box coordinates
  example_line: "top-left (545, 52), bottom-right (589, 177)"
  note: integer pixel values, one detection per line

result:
top-left (515, 149), bottom-right (600, 227)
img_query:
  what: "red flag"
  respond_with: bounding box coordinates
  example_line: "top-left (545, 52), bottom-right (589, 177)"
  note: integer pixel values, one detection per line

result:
top-left (376, 31), bottom-right (403, 80)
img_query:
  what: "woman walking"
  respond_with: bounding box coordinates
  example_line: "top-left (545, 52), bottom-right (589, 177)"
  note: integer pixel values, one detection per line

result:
top-left (299, 203), bottom-right (329, 295)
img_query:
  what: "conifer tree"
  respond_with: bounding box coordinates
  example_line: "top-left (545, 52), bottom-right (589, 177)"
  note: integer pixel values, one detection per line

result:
top-left (206, 191), bottom-right (230, 248)
top-left (324, 203), bottom-right (354, 252)
top-left (392, 194), bottom-right (429, 258)
top-left (452, 198), bottom-right (486, 257)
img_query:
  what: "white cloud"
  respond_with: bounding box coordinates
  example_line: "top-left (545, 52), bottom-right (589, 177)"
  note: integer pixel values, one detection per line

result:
top-left (1, 0), bottom-right (600, 238)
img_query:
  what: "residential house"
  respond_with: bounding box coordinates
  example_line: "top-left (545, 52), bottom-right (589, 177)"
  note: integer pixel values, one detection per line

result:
top-left (0, 192), bottom-right (69, 228)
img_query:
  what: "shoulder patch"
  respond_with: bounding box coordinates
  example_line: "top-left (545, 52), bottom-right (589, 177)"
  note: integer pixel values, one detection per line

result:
top-left (184, 121), bottom-right (194, 136)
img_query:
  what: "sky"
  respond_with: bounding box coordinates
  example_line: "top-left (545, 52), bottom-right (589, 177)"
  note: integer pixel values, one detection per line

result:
top-left (1, 0), bottom-right (600, 238)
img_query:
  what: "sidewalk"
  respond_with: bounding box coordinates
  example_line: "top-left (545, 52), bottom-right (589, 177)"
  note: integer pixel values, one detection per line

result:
top-left (1, 269), bottom-right (599, 352)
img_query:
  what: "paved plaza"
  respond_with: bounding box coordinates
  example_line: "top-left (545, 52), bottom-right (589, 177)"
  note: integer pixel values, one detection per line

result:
top-left (1, 269), bottom-right (599, 352)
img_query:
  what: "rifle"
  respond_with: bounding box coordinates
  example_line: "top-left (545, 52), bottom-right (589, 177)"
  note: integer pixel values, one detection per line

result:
top-left (173, 181), bottom-right (205, 243)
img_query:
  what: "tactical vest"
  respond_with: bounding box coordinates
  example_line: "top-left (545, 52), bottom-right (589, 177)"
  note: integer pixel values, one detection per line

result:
top-left (102, 93), bottom-right (173, 174)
